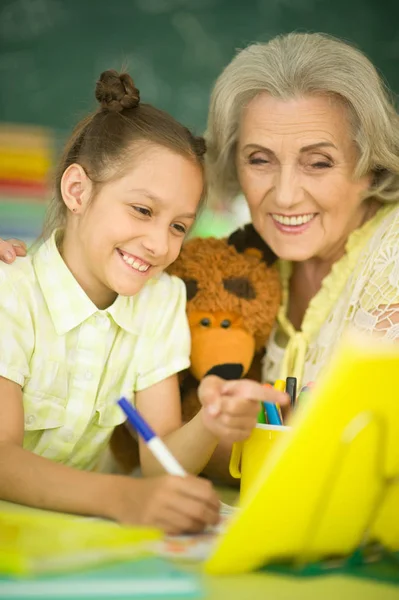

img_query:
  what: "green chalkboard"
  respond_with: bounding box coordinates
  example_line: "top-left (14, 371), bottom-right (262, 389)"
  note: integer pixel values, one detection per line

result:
top-left (1, 0), bottom-right (398, 136)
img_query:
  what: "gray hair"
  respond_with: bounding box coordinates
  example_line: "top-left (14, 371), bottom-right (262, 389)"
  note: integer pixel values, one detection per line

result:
top-left (205, 32), bottom-right (399, 204)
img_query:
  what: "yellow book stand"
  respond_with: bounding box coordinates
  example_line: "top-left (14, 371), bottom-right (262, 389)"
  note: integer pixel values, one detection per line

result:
top-left (205, 332), bottom-right (399, 575)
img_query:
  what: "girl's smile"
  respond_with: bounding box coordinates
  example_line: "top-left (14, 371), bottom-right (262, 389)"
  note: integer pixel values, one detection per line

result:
top-left (117, 249), bottom-right (152, 274)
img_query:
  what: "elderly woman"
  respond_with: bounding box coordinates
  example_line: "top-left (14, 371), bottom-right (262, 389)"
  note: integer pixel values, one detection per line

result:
top-left (1, 33), bottom-right (398, 404)
top-left (205, 32), bottom-right (399, 389)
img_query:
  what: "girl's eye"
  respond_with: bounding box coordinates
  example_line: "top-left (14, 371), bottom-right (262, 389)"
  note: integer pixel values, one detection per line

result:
top-left (172, 223), bottom-right (187, 234)
top-left (132, 206), bottom-right (151, 216)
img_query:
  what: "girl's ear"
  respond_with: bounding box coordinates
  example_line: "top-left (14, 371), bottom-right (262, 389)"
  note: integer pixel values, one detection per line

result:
top-left (60, 164), bottom-right (93, 214)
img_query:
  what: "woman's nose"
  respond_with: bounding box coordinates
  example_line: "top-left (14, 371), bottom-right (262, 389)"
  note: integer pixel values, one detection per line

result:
top-left (274, 165), bottom-right (299, 209)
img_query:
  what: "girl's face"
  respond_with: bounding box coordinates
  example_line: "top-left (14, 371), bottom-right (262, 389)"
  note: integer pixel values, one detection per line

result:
top-left (63, 145), bottom-right (203, 308)
top-left (236, 94), bottom-right (372, 263)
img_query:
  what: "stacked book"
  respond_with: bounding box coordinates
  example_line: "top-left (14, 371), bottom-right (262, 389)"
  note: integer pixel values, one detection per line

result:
top-left (0, 123), bottom-right (53, 200)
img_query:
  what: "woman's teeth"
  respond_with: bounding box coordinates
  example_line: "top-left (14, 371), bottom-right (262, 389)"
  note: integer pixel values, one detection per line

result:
top-left (120, 252), bottom-right (150, 272)
top-left (272, 213), bottom-right (315, 226)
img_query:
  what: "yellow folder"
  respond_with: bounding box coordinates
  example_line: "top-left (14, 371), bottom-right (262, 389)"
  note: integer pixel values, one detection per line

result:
top-left (205, 331), bottom-right (399, 575)
top-left (0, 504), bottom-right (161, 576)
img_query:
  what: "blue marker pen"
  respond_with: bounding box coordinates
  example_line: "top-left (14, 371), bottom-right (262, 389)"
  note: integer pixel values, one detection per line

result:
top-left (117, 397), bottom-right (186, 477)
top-left (263, 402), bottom-right (282, 426)
top-left (263, 382), bottom-right (283, 425)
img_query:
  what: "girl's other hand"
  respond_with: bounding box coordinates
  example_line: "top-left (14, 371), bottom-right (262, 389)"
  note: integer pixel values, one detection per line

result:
top-left (198, 375), bottom-right (289, 444)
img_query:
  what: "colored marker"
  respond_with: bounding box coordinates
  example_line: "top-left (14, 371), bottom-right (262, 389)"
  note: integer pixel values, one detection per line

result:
top-left (117, 397), bottom-right (186, 476)
top-left (263, 402), bottom-right (282, 426)
top-left (297, 384), bottom-right (311, 403)
top-left (274, 380), bottom-right (286, 393)
top-left (274, 379), bottom-right (286, 422)
top-left (257, 404), bottom-right (267, 424)
top-left (263, 383), bottom-right (283, 426)
top-left (286, 376), bottom-right (297, 407)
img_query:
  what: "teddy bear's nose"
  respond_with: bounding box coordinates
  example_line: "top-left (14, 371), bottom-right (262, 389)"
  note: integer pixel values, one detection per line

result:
top-left (206, 363), bottom-right (244, 379)
top-left (220, 319), bottom-right (231, 328)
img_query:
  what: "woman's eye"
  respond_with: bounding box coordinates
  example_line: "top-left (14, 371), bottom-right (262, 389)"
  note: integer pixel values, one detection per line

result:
top-left (311, 161), bottom-right (332, 169)
top-left (132, 206), bottom-right (151, 216)
top-left (249, 157), bottom-right (269, 165)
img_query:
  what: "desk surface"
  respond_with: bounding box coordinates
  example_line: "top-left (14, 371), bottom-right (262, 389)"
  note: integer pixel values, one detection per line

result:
top-left (1, 496), bottom-right (398, 600)
top-left (202, 570), bottom-right (399, 600)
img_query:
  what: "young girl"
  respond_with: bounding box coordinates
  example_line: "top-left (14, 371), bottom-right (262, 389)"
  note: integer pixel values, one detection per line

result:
top-left (0, 70), bottom-right (287, 534)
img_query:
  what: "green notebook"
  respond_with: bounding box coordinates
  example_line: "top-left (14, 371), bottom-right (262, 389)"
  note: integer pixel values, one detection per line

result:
top-left (0, 558), bottom-right (202, 600)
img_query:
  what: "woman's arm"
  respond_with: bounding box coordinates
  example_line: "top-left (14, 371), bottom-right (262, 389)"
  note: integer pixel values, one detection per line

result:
top-left (0, 376), bottom-right (219, 533)
top-left (0, 239), bottom-right (27, 263)
top-left (368, 303), bottom-right (399, 338)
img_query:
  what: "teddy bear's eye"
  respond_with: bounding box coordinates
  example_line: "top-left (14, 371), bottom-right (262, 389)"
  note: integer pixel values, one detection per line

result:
top-left (223, 277), bottom-right (256, 300)
top-left (184, 279), bottom-right (198, 301)
top-left (200, 318), bottom-right (211, 327)
top-left (220, 319), bottom-right (231, 328)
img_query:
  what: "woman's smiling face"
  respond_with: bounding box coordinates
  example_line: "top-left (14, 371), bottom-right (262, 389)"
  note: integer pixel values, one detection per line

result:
top-left (236, 94), bottom-right (372, 263)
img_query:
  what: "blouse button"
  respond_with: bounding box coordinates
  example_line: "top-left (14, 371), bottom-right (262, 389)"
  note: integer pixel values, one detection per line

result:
top-left (26, 414), bottom-right (35, 425)
top-left (96, 314), bottom-right (110, 330)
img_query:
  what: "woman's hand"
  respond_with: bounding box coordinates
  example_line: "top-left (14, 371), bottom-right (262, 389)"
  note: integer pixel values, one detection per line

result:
top-left (198, 375), bottom-right (289, 444)
top-left (0, 239), bottom-right (27, 263)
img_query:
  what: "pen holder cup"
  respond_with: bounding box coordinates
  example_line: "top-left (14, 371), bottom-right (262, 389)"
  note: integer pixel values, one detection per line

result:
top-left (229, 424), bottom-right (290, 505)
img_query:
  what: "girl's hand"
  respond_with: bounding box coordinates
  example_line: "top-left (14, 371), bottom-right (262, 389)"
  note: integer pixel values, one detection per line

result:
top-left (111, 474), bottom-right (220, 535)
top-left (0, 239), bottom-right (27, 263)
top-left (198, 375), bottom-right (289, 444)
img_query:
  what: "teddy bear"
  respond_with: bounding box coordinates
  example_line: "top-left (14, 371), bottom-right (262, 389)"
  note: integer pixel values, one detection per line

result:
top-left (109, 224), bottom-right (281, 473)
top-left (171, 223), bottom-right (281, 422)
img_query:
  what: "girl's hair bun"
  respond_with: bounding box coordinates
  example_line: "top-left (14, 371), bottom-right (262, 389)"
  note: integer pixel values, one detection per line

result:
top-left (193, 135), bottom-right (206, 157)
top-left (95, 69), bottom-right (140, 112)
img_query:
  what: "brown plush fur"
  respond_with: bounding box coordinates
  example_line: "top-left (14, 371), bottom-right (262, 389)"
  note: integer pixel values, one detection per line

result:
top-left (169, 236), bottom-right (281, 351)
top-left (109, 224), bottom-right (281, 475)
top-left (167, 229), bottom-right (281, 422)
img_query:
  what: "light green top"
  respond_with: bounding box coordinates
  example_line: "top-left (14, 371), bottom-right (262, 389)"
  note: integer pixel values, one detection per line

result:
top-left (0, 231), bottom-right (190, 470)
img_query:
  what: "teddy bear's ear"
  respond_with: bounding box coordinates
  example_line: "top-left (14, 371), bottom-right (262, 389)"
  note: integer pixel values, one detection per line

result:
top-left (183, 279), bottom-right (199, 301)
top-left (227, 223), bottom-right (277, 266)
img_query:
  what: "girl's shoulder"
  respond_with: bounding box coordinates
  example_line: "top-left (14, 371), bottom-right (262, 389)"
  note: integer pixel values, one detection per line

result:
top-left (0, 254), bottom-right (35, 292)
top-left (130, 272), bottom-right (187, 335)
top-left (136, 271), bottom-right (186, 301)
